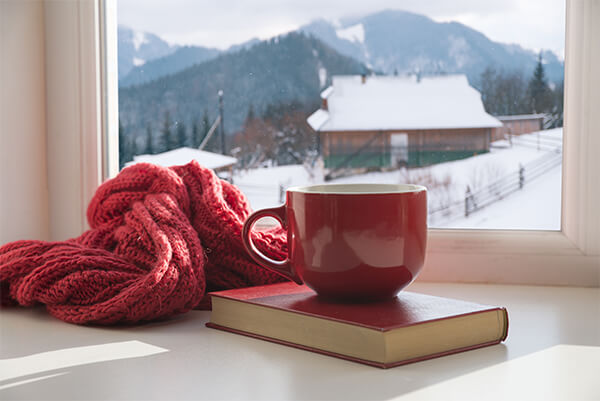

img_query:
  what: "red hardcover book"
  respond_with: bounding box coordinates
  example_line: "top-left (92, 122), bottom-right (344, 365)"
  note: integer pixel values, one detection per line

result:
top-left (207, 282), bottom-right (509, 368)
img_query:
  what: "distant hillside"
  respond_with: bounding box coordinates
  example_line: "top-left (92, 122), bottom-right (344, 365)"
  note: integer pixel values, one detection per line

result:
top-left (120, 45), bottom-right (221, 87)
top-left (300, 10), bottom-right (564, 85)
top-left (119, 32), bottom-right (367, 143)
top-left (119, 38), bottom-right (264, 87)
top-left (118, 25), bottom-right (177, 79)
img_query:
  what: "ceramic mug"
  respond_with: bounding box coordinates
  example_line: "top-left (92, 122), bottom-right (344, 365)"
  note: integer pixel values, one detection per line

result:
top-left (242, 184), bottom-right (427, 301)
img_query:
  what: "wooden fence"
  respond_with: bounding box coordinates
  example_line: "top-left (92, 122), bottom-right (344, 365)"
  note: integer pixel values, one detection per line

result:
top-left (429, 149), bottom-right (562, 225)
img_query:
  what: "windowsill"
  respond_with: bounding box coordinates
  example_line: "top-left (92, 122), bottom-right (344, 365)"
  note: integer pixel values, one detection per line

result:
top-left (1, 282), bottom-right (598, 399)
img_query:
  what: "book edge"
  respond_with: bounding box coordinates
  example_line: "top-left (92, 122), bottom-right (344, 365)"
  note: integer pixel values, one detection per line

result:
top-left (500, 307), bottom-right (510, 341)
top-left (206, 322), bottom-right (504, 369)
top-left (210, 293), bottom-right (507, 332)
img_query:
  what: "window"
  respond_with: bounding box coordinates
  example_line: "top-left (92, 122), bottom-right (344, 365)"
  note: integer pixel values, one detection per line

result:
top-left (116, 1), bottom-right (565, 232)
top-left (28, 0), bottom-right (598, 286)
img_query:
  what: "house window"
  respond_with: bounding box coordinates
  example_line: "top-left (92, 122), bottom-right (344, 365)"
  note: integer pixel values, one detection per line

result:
top-left (116, 1), bottom-right (566, 232)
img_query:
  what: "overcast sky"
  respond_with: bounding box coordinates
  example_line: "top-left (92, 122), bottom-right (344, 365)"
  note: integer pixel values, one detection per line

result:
top-left (118, 0), bottom-right (565, 57)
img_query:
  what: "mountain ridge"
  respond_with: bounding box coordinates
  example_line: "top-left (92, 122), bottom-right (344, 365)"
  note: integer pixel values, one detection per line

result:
top-left (118, 25), bottom-right (178, 79)
top-left (118, 10), bottom-right (563, 88)
top-left (299, 9), bottom-right (563, 85)
top-left (119, 32), bottom-right (367, 145)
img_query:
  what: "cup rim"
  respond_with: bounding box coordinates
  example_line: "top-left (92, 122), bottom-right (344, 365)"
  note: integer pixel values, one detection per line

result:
top-left (287, 183), bottom-right (427, 195)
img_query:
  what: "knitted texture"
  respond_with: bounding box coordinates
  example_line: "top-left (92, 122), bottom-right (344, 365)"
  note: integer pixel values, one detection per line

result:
top-left (0, 161), bottom-right (287, 324)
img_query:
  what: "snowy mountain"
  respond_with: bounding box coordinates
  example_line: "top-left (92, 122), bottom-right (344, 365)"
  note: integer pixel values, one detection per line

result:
top-left (118, 10), bottom-right (563, 88)
top-left (119, 32), bottom-right (367, 139)
top-left (118, 25), bottom-right (178, 79)
top-left (120, 45), bottom-right (221, 87)
top-left (119, 37), bottom-right (263, 87)
top-left (300, 10), bottom-right (564, 85)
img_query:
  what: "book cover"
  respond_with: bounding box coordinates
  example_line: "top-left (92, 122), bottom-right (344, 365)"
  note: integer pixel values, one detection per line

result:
top-left (207, 282), bottom-right (509, 368)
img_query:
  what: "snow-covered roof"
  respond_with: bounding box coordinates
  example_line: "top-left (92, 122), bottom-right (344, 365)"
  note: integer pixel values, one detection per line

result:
top-left (307, 109), bottom-right (330, 131)
top-left (127, 147), bottom-right (237, 169)
top-left (320, 86), bottom-right (334, 99)
top-left (496, 114), bottom-right (545, 121)
top-left (307, 74), bottom-right (502, 132)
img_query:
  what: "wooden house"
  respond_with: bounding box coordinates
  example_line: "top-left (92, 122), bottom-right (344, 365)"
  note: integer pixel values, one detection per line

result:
top-left (493, 114), bottom-right (545, 141)
top-left (307, 75), bottom-right (502, 171)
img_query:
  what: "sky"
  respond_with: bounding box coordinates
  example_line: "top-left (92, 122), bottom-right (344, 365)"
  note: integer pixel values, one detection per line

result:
top-left (118, 0), bottom-right (566, 57)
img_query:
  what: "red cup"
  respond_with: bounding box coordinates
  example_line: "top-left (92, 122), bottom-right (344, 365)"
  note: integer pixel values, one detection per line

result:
top-left (242, 184), bottom-right (427, 301)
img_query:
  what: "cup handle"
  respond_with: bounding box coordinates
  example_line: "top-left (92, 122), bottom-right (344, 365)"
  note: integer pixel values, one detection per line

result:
top-left (242, 205), bottom-right (303, 285)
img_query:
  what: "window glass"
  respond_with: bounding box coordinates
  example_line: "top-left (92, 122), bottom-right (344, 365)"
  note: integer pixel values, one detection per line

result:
top-left (117, 0), bottom-right (565, 230)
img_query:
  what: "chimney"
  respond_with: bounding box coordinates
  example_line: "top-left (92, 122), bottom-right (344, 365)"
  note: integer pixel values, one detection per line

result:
top-left (361, 74), bottom-right (367, 84)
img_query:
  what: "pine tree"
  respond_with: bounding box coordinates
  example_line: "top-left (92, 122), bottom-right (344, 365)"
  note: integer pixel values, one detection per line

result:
top-left (145, 124), bottom-right (154, 154)
top-left (118, 119), bottom-right (127, 169)
top-left (191, 119), bottom-right (200, 148)
top-left (160, 111), bottom-right (175, 152)
top-left (200, 109), bottom-right (213, 150)
top-left (202, 110), bottom-right (210, 139)
top-left (246, 104), bottom-right (255, 122)
top-left (527, 53), bottom-right (553, 113)
top-left (548, 80), bottom-right (564, 128)
top-left (130, 136), bottom-right (138, 158)
top-left (176, 121), bottom-right (187, 148)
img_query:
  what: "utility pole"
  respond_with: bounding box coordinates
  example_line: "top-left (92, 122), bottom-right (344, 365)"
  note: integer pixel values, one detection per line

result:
top-left (218, 90), bottom-right (225, 155)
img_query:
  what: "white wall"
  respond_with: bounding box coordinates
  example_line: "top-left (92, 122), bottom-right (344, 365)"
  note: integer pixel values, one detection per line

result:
top-left (45, 1), bottom-right (96, 239)
top-left (0, 1), bottom-right (50, 243)
top-left (0, 0), bottom-right (104, 244)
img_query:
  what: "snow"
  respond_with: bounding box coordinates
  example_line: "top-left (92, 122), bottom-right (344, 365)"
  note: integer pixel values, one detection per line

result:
top-left (307, 109), bottom-right (330, 131)
top-left (132, 31), bottom-right (148, 51)
top-left (307, 75), bottom-right (502, 131)
top-left (329, 18), bottom-right (342, 29)
top-left (133, 57), bottom-right (146, 67)
top-left (234, 165), bottom-right (323, 211)
top-left (320, 86), bottom-right (334, 99)
top-left (336, 23), bottom-right (365, 44)
top-left (233, 128), bottom-right (562, 230)
top-left (128, 147), bottom-right (237, 169)
top-left (437, 163), bottom-right (561, 230)
top-left (318, 67), bottom-right (327, 88)
top-left (497, 113), bottom-right (545, 121)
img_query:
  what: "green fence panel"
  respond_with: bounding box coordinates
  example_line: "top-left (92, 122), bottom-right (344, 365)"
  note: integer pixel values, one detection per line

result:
top-left (325, 149), bottom-right (489, 169)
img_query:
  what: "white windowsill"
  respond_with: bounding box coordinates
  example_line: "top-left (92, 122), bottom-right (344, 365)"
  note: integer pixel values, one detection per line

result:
top-left (1, 282), bottom-right (598, 400)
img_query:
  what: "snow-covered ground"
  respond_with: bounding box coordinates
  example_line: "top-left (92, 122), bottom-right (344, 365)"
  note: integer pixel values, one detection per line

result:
top-left (233, 128), bottom-right (562, 230)
top-left (437, 163), bottom-right (561, 230)
top-left (233, 164), bottom-right (324, 211)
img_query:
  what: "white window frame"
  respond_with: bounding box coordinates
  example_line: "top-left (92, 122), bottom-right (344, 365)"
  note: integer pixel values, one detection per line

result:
top-left (50, 0), bottom-right (599, 286)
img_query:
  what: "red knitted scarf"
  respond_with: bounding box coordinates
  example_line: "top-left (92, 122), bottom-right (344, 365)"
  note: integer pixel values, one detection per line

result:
top-left (0, 161), bottom-right (287, 324)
